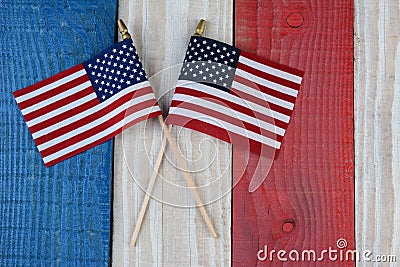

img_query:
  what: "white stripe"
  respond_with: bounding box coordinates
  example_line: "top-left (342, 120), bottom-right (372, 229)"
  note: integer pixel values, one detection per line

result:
top-left (176, 80), bottom-right (290, 123)
top-left (169, 107), bottom-right (281, 149)
top-left (232, 80), bottom-right (294, 110)
top-left (15, 69), bottom-right (87, 103)
top-left (236, 68), bottom-right (298, 97)
top-left (239, 56), bottom-right (302, 84)
top-left (21, 81), bottom-right (92, 115)
top-left (42, 106), bottom-right (158, 164)
top-left (172, 94), bottom-right (285, 136)
top-left (27, 81), bottom-right (152, 128)
top-left (37, 93), bottom-right (156, 151)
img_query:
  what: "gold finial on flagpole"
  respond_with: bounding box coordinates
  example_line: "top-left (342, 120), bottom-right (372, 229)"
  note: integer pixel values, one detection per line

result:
top-left (118, 19), bottom-right (131, 40)
top-left (194, 19), bottom-right (206, 36)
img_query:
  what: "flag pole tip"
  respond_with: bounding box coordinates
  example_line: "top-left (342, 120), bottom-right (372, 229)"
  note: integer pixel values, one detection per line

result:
top-left (118, 19), bottom-right (131, 40)
top-left (194, 19), bottom-right (206, 36)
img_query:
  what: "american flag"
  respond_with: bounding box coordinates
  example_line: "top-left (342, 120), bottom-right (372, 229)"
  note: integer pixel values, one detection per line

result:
top-left (166, 36), bottom-right (304, 154)
top-left (13, 39), bottom-right (162, 167)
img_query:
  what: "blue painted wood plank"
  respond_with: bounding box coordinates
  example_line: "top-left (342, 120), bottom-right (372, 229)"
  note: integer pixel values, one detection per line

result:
top-left (0, 1), bottom-right (116, 266)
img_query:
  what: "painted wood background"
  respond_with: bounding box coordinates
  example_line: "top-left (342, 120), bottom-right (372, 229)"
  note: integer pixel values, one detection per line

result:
top-left (354, 1), bottom-right (400, 267)
top-left (112, 0), bottom-right (233, 266)
top-left (0, 0), bottom-right (116, 266)
top-left (1, 0), bottom-right (400, 266)
top-left (232, 0), bottom-right (355, 266)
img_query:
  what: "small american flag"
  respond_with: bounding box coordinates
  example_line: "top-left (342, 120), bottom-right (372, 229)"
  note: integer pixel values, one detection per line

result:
top-left (13, 39), bottom-right (162, 167)
top-left (166, 36), bottom-right (304, 154)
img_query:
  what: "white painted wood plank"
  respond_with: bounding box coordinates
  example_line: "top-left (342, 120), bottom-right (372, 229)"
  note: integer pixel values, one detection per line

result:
top-left (355, 0), bottom-right (400, 266)
top-left (113, 1), bottom-right (233, 266)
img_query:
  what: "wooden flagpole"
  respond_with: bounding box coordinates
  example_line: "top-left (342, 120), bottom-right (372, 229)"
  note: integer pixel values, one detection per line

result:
top-left (117, 19), bottom-right (217, 246)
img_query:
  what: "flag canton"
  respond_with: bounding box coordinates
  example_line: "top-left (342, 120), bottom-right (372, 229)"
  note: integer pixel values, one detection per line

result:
top-left (180, 36), bottom-right (241, 91)
top-left (83, 39), bottom-right (147, 102)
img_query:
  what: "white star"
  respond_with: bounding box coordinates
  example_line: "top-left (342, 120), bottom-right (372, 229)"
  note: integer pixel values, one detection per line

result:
top-left (123, 72), bottom-right (127, 77)
top-left (101, 81), bottom-right (105, 85)
top-left (105, 68), bottom-right (109, 72)
top-left (224, 60), bottom-right (228, 64)
top-left (219, 77), bottom-right (223, 81)
top-left (205, 68), bottom-right (209, 72)
top-left (117, 85), bottom-right (121, 90)
top-left (100, 66), bottom-right (104, 71)
top-left (213, 43), bottom-right (217, 47)
top-left (110, 90), bottom-right (113, 94)
top-left (113, 49), bottom-right (117, 53)
top-left (223, 83), bottom-right (227, 87)
top-left (136, 77), bottom-right (141, 81)
top-left (119, 50), bottom-right (124, 55)
top-left (102, 60), bottom-right (106, 64)
top-left (223, 47), bottom-right (227, 51)
top-left (126, 52), bottom-right (130, 56)
top-left (139, 71), bottom-right (143, 76)
top-left (199, 70), bottom-right (203, 74)
top-left (96, 59), bottom-right (100, 63)
top-left (129, 60), bottom-right (133, 64)
top-left (117, 70), bottom-right (121, 75)
top-left (200, 49), bottom-right (204, 52)
top-left (120, 79), bottom-right (124, 83)
top-left (110, 55), bottom-right (114, 59)
top-left (122, 58), bottom-right (127, 62)
top-left (122, 44), bottom-right (127, 49)
top-left (91, 71), bottom-right (95, 76)
top-left (95, 79), bottom-right (99, 84)
top-left (104, 54), bottom-right (108, 58)
top-left (99, 87), bottom-right (102, 91)
top-left (221, 69), bottom-right (226, 73)
top-left (193, 38), bottom-right (197, 42)
top-left (129, 47), bottom-right (134, 51)
top-left (202, 40), bottom-right (207, 44)
top-left (88, 64), bottom-right (92, 68)
top-left (102, 95), bottom-right (106, 99)
top-left (106, 82), bottom-right (110, 86)
top-left (116, 56), bottom-right (120, 61)
top-left (94, 65), bottom-right (98, 69)
top-left (214, 57), bottom-right (218, 61)
top-left (193, 73), bottom-right (197, 77)
top-left (232, 51), bottom-right (236, 55)
top-left (126, 80), bottom-right (131, 84)
top-left (119, 64), bottom-right (124, 69)
top-left (203, 76), bottom-right (207, 80)
top-left (225, 74), bottom-right (229, 79)
top-left (207, 46), bottom-right (211, 50)
top-left (125, 66), bottom-right (130, 71)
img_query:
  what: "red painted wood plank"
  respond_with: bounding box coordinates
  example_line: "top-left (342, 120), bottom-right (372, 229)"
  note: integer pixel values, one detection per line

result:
top-left (232, 1), bottom-right (355, 266)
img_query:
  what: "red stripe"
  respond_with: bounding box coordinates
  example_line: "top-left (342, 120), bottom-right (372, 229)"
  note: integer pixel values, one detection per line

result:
top-left (22, 86), bottom-right (94, 122)
top-left (35, 97), bottom-right (158, 145)
top-left (239, 52), bottom-right (304, 77)
top-left (170, 100), bottom-right (283, 143)
top-left (44, 111), bottom-right (161, 167)
top-left (39, 100), bottom-right (159, 157)
top-left (13, 64), bottom-right (85, 98)
top-left (17, 75), bottom-right (90, 110)
top-left (234, 75), bottom-right (297, 103)
top-left (166, 114), bottom-right (278, 153)
top-left (237, 62), bottom-right (301, 91)
top-left (173, 87), bottom-right (288, 129)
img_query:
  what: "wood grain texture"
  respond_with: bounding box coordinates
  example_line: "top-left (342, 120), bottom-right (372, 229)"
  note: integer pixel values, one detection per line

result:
top-left (0, 1), bottom-right (116, 266)
top-left (355, 1), bottom-right (400, 266)
top-left (233, 1), bottom-right (355, 266)
top-left (112, 1), bottom-right (233, 266)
